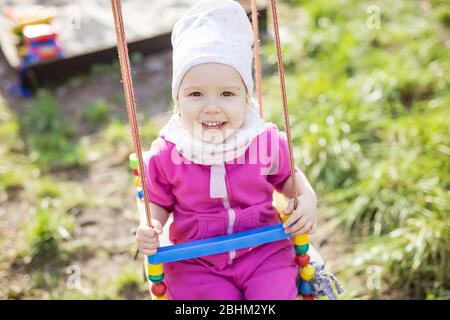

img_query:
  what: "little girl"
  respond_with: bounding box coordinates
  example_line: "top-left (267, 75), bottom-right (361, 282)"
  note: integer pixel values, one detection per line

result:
top-left (136, 0), bottom-right (317, 300)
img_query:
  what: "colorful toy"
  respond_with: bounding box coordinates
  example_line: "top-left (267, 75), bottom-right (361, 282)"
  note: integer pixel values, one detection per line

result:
top-left (114, 0), bottom-right (344, 300)
top-left (3, 7), bottom-right (63, 96)
top-left (4, 8), bottom-right (54, 35)
top-left (21, 24), bottom-right (63, 64)
top-left (5, 8), bottom-right (63, 64)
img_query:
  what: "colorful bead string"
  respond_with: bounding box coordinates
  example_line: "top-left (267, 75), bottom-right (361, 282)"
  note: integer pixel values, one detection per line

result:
top-left (130, 153), bottom-right (169, 300)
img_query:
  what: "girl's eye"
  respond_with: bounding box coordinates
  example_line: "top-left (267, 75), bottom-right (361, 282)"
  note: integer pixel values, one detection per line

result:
top-left (222, 91), bottom-right (234, 97)
top-left (190, 92), bottom-right (202, 97)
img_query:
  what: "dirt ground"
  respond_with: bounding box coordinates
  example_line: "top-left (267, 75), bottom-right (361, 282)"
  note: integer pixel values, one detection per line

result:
top-left (0, 47), bottom-right (175, 299)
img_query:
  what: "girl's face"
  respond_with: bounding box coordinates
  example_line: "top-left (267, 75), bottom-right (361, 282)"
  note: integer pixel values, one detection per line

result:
top-left (176, 63), bottom-right (248, 144)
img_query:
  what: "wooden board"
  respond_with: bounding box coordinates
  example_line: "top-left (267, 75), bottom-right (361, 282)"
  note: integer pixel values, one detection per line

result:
top-left (0, 0), bottom-right (267, 71)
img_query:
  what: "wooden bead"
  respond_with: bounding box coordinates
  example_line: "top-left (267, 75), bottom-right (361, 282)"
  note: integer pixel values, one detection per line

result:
top-left (279, 214), bottom-right (289, 223)
top-left (137, 187), bottom-right (144, 200)
top-left (298, 280), bottom-right (313, 295)
top-left (148, 274), bottom-right (164, 284)
top-left (129, 153), bottom-right (138, 169)
top-left (302, 295), bottom-right (314, 300)
top-left (293, 234), bottom-right (309, 246)
top-left (151, 282), bottom-right (167, 296)
top-left (132, 168), bottom-right (139, 177)
top-left (295, 243), bottom-right (309, 255)
top-left (134, 176), bottom-right (141, 187)
top-left (299, 264), bottom-right (315, 281)
top-left (147, 263), bottom-right (164, 276)
top-left (154, 295), bottom-right (168, 300)
top-left (295, 254), bottom-right (310, 267)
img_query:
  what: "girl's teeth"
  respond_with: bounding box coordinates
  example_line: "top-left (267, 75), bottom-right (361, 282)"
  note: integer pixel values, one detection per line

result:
top-left (202, 121), bottom-right (224, 128)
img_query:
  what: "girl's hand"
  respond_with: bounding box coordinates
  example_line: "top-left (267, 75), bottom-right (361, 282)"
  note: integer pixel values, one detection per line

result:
top-left (282, 191), bottom-right (318, 235)
top-left (135, 219), bottom-right (163, 256)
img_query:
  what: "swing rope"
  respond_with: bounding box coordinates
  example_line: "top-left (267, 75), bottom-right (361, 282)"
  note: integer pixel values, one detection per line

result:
top-left (111, 0), bottom-right (153, 228)
top-left (270, 0), bottom-right (300, 208)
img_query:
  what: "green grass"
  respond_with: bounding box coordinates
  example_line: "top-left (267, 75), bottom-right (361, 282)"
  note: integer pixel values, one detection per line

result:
top-left (0, 63), bottom-right (149, 300)
top-left (21, 206), bottom-right (75, 266)
top-left (263, 0), bottom-right (450, 298)
top-left (82, 99), bottom-right (111, 127)
top-left (115, 266), bottom-right (147, 299)
top-left (19, 90), bottom-right (87, 170)
top-left (0, 100), bottom-right (33, 194)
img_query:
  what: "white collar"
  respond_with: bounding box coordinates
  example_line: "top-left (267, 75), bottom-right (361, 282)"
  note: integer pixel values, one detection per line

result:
top-left (160, 104), bottom-right (266, 165)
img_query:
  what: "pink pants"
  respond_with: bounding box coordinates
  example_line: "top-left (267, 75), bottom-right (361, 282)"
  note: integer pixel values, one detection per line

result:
top-left (164, 241), bottom-right (298, 300)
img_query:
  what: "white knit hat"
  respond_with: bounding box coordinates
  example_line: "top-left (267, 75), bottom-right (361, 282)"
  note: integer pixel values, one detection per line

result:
top-left (171, 0), bottom-right (254, 103)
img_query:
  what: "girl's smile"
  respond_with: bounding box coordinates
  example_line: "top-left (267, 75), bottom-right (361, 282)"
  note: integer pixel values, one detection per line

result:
top-left (200, 121), bottom-right (228, 130)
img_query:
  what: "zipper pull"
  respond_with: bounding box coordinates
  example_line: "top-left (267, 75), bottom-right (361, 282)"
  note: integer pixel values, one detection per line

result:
top-left (210, 164), bottom-right (227, 199)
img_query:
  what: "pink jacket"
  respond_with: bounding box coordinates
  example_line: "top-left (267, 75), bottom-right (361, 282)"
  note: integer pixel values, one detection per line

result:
top-left (144, 122), bottom-right (298, 269)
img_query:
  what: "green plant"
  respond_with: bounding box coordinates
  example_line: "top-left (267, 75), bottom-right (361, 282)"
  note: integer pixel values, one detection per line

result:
top-left (83, 99), bottom-right (110, 127)
top-left (19, 90), bottom-right (87, 169)
top-left (269, 0), bottom-right (450, 298)
top-left (22, 206), bottom-right (75, 266)
top-left (115, 267), bottom-right (145, 299)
